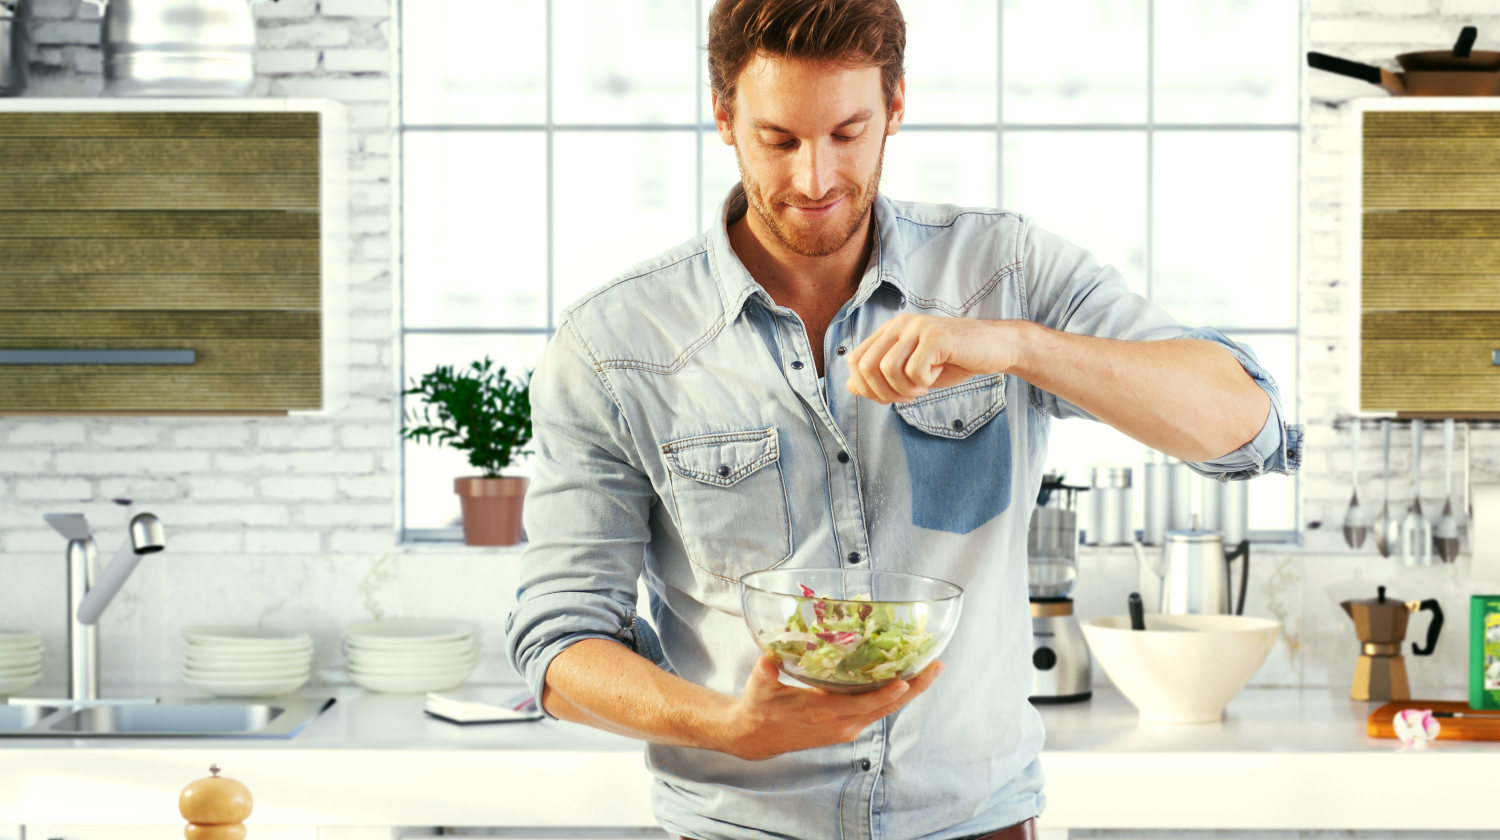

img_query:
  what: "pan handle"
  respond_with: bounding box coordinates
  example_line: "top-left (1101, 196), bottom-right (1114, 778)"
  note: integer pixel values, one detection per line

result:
top-left (1455, 26), bottom-right (1477, 59)
top-left (1307, 51), bottom-right (1383, 85)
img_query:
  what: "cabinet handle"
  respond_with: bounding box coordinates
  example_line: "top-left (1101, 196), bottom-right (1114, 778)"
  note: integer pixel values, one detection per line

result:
top-left (1493, 349), bottom-right (1499, 366)
top-left (0, 350), bottom-right (195, 365)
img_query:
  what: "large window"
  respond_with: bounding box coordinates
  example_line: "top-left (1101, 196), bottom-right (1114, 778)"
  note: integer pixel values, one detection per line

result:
top-left (397, 0), bottom-right (1301, 541)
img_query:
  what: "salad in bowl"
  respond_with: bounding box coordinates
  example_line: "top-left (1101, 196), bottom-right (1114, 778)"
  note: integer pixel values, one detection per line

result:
top-left (739, 568), bottom-right (964, 693)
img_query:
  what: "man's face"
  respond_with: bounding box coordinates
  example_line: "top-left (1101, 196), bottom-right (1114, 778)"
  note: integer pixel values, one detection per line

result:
top-left (715, 53), bottom-right (904, 258)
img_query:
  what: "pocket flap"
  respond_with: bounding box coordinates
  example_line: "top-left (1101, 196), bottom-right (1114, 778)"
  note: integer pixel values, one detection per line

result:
top-left (893, 373), bottom-right (1006, 439)
top-left (662, 428), bottom-right (780, 487)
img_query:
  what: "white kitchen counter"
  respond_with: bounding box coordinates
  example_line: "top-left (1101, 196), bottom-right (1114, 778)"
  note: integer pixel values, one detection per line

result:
top-left (0, 686), bottom-right (1493, 832)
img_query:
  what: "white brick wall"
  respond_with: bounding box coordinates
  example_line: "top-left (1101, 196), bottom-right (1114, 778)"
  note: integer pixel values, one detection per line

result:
top-left (2, 0), bottom-right (1496, 698)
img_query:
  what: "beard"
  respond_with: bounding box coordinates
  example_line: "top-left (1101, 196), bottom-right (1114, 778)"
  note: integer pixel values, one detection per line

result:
top-left (735, 136), bottom-right (885, 258)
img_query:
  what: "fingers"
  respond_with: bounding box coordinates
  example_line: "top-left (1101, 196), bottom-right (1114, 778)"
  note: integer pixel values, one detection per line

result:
top-left (864, 661), bottom-right (945, 719)
top-left (847, 315), bottom-right (932, 404)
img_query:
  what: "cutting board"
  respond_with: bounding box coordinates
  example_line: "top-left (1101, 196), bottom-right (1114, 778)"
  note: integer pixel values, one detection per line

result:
top-left (1368, 700), bottom-right (1500, 742)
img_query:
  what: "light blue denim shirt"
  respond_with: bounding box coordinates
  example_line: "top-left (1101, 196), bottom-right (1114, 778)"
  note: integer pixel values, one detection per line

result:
top-left (507, 185), bottom-right (1301, 840)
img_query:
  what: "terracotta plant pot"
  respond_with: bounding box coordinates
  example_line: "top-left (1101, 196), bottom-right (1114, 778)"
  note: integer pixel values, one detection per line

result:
top-left (454, 476), bottom-right (528, 546)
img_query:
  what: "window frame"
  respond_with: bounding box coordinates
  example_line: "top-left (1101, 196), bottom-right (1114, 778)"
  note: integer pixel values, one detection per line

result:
top-left (393, 0), bottom-right (1303, 544)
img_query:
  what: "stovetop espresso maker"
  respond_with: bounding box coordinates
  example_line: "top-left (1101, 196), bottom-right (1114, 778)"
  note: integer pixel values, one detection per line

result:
top-left (1340, 585), bottom-right (1444, 701)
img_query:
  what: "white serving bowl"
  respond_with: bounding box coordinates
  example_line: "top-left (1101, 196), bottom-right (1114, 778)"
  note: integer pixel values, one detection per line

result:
top-left (344, 619), bottom-right (472, 648)
top-left (184, 625), bottom-right (311, 647)
top-left (0, 670), bottom-right (41, 696)
top-left (1081, 613), bottom-right (1281, 724)
top-left (182, 672), bottom-right (309, 698)
top-left (346, 646), bottom-right (474, 666)
top-left (0, 649), bottom-right (43, 668)
top-left (344, 638), bottom-right (474, 658)
top-left (0, 631), bottom-right (42, 650)
top-left (347, 669), bottom-right (469, 694)
top-left (346, 657), bottom-right (475, 678)
top-left (183, 663), bottom-right (310, 681)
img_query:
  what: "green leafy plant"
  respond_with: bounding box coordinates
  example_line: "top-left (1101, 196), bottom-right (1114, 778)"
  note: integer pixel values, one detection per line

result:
top-left (401, 357), bottom-right (533, 478)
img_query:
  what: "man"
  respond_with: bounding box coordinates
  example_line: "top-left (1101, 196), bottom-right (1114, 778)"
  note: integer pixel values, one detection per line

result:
top-left (506, 1), bottom-right (1301, 838)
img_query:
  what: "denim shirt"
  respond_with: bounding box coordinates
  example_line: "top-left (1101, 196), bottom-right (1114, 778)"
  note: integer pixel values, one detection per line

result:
top-left (506, 185), bottom-right (1301, 840)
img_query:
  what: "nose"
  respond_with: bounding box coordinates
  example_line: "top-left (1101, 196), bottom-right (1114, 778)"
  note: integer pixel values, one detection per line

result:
top-left (792, 139), bottom-right (838, 202)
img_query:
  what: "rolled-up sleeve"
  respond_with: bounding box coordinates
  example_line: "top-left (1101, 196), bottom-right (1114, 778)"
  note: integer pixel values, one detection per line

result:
top-left (1020, 218), bottom-right (1301, 478)
top-left (504, 316), bottom-right (666, 718)
top-left (1173, 327), bottom-right (1302, 480)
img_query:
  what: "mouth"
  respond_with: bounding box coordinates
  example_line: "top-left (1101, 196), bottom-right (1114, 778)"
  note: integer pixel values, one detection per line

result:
top-left (784, 195), bottom-right (845, 219)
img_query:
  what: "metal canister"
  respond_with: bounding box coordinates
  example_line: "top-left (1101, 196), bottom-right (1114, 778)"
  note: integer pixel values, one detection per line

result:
top-left (1085, 466), bottom-right (1133, 546)
top-left (83, 0), bottom-right (275, 97)
top-left (0, 0), bottom-right (29, 97)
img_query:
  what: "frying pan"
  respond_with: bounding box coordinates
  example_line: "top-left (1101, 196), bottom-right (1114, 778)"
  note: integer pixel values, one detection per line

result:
top-left (1308, 26), bottom-right (1500, 96)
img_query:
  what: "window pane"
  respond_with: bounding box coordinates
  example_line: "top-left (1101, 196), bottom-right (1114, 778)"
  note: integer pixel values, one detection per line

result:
top-left (903, 1), bottom-right (998, 124)
top-left (1152, 131), bottom-right (1296, 328)
top-left (552, 0), bottom-right (697, 124)
top-left (1154, 0), bottom-right (1299, 124)
top-left (1003, 0), bottom-right (1147, 124)
top-left (403, 131), bottom-right (548, 329)
top-left (402, 0), bottom-right (545, 124)
top-left (552, 132), bottom-right (697, 321)
top-left (882, 131), bottom-right (997, 207)
top-left (1003, 131), bottom-right (1147, 294)
top-left (402, 333), bottom-right (550, 531)
top-left (701, 131), bottom-right (741, 234)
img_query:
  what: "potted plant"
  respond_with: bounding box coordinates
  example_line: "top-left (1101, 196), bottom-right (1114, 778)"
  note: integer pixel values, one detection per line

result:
top-left (401, 357), bottom-right (533, 546)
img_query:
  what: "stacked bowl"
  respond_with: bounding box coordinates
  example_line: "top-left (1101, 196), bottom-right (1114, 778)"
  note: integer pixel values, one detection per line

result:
top-left (344, 619), bottom-right (476, 693)
top-left (0, 631), bottom-right (43, 696)
top-left (182, 625), bottom-right (313, 697)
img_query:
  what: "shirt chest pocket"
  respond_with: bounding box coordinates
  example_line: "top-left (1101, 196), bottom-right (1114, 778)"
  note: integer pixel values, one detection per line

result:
top-left (662, 427), bottom-right (793, 584)
top-left (891, 374), bottom-right (1013, 534)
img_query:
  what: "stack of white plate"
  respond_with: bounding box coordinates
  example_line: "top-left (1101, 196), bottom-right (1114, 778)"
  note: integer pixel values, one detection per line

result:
top-left (182, 625), bottom-right (313, 697)
top-left (0, 631), bottom-right (43, 696)
top-left (344, 619), bottom-right (476, 693)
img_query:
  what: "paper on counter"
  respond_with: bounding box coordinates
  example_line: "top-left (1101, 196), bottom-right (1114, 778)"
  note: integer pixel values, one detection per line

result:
top-left (424, 689), bottom-right (542, 725)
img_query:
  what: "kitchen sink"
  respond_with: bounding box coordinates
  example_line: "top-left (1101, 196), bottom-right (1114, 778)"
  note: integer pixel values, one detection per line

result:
top-left (0, 704), bottom-right (57, 732)
top-left (0, 697), bottom-right (335, 738)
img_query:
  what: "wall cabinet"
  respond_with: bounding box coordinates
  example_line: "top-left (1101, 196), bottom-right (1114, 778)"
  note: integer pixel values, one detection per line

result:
top-left (1357, 100), bottom-right (1500, 415)
top-left (0, 100), bottom-right (345, 414)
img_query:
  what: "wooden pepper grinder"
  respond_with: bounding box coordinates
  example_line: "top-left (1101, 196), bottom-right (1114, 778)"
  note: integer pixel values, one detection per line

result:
top-left (178, 764), bottom-right (253, 840)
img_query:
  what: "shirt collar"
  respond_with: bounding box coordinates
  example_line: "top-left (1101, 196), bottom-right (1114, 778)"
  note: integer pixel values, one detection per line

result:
top-left (708, 183), bottom-right (911, 323)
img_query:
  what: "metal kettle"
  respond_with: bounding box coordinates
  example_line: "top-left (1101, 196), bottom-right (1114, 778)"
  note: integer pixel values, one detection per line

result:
top-left (81, 0), bottom-right (277, 96)
top-left (1339, 585), bottom-right (1443, 701)
top-left (1132, 519), bottom-right (1250, 615)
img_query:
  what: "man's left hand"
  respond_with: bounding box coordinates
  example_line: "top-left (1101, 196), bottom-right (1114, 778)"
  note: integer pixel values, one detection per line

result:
top-left (845, 314), bottom-right (1021, 404)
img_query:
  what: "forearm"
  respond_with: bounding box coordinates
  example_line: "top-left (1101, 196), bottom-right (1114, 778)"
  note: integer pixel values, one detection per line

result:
top-left (542, 637), bottom-right (741, 752)
top-left (1009, 320), bottom-right (1269, 462)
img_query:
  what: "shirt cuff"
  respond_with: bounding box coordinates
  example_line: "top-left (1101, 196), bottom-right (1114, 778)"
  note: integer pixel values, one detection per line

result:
top-left (1174, 327), bottom-right (1302, 479)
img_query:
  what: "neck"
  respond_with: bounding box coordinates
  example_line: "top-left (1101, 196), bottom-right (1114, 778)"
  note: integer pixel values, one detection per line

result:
top-left (728, 203), bottom-right (874, 311)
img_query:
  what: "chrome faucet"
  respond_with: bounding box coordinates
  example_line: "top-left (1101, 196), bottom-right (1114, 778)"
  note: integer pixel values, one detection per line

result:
top-left (43, 512), bottom-right (165, 700)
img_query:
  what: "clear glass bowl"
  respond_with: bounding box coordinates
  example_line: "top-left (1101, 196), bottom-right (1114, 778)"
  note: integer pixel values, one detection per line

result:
top-left (739, 568), bottom-right (964, 694)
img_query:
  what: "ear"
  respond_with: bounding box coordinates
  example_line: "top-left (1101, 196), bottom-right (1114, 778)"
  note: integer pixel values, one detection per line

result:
top-left (886, 78), bottom-right (906, 135)
top-left (712, 92), bottom-right (736, 146)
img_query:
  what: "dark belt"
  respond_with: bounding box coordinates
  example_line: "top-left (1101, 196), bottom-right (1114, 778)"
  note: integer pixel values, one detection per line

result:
top-left (676, 816), bottom-right (1037, 840)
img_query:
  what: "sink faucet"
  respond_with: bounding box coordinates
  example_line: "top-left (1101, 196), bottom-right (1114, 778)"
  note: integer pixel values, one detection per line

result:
top-left (43, 512), bottom-right (165, 701)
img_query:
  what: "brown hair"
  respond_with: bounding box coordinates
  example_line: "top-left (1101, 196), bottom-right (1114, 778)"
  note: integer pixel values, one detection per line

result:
top-left (707, 0), bottom-right (906, 119)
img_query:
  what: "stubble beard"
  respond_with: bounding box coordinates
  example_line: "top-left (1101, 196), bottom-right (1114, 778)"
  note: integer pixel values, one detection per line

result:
top-left (735, 135), bottom-right (886, 259)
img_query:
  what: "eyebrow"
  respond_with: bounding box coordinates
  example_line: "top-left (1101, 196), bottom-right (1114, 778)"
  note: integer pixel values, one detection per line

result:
top-left (752, 109), bottom-right (874, 134)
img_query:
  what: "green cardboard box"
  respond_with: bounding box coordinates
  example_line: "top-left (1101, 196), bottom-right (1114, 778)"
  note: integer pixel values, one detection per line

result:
top-left (1473, 594), bottom-right (1500, 711)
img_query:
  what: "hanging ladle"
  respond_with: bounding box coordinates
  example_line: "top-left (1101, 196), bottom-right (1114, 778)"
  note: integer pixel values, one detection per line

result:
top-left (1434, 418), bottom-right (1460, 563)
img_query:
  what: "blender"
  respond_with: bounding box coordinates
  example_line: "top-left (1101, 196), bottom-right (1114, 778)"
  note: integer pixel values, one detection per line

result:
top-left (1029, 473), bottom-right (1092, 704)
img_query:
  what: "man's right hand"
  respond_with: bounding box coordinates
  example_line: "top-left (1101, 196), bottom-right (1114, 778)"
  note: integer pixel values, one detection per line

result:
top-left (720, 654), bottom-right (944, 761)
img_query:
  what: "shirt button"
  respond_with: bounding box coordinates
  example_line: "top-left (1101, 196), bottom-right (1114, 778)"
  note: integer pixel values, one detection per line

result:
top-left (837, 450), bottom-right (850, 464)
top-left (836, 346), bottom-right (847, 356)
top-left (847, 552), bottom-right (862, 564)
top-left (859, 759), bottom-right (872, 771)
top-left (790, 360), bottom-right (804, 371)
top-left (717, 465), bottom-right (730, 478)
top-left (952, 419), bottom-right (964, 431)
